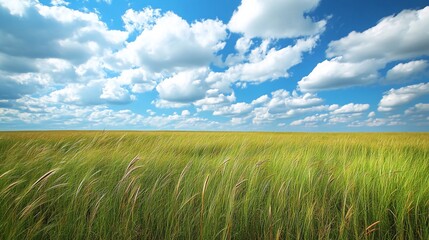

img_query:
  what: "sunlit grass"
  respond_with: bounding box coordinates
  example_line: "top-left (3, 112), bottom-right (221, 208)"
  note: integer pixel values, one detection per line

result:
top-left (0, 131), bottom-right (428, 239)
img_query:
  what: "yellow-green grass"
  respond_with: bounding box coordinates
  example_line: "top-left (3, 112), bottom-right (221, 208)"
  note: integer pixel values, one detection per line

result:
top-left (0, 131), bottom-right (428, 239)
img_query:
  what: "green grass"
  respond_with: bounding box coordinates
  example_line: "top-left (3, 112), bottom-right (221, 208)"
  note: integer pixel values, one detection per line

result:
top-left (0, 131), bottom-right (428, 239)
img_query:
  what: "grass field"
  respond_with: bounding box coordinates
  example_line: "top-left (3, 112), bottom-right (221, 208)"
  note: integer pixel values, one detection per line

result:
top-left (0, 131), bottom-right (428, 239)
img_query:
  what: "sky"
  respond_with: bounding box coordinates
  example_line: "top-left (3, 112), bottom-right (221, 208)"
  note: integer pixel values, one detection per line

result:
top-left (0, 0), bottom-right (428, 131)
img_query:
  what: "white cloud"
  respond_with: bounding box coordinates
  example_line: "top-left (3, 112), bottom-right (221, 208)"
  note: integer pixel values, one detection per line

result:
top-left (122, 7), bottom-right (161, 33)
top-left (88, 109), bottom-right (144, 126)
top-left (405, 103), bottom-right (429, 115)
top-left (226, 37), bottom-right (318, 84)
top-left (225, 37), bottom-right (253, 66)
top-left (195, 91), bottom-right (235, 105)
top-left (141, 112), bottom-right (218, 129)
top-left (51, 0), bottom-right (69, 6)
top-left (96, 0), bottom-right (112, 5)
top-left (152, 99), bottom-right (189, 109)
top-left (251, 95), bottom-right (269, 105)
top-left (290, 113), bottom-right (328, 126)
top-left (156, 68), bottom-right (209, 103)
top-left (349, 114), bottom-right (405, 127)
top-left (206, 89), bottom-right (327, 125)
top-left (329, 113), bottom-right (363, 124)
top-left (213, 102), bottom-right (252, 116)
top-left (368, 111), bottom-right (376, 118)
top-left (378, 82), bottom-right (429, 111)
top-left (235, 37), bottom-right (253, 54)
top-left (252, 107), bottom-right (274, 125)
top-left (332, 103), bottom-right (370, 114)
top-left (327, 7), bottom-right (429, 63)
top-left (100, 81), bottom-right (136, 104)
top-left (385, 60), bottom-right (428, 83)
top-left (0, 95), bottom-right (222, 130)
top-left (0, 95), bottom-right (143, 127)
top-left (300, 7), bottom-right (429, 91)
top-left (0, 3), bottom-right (127, 63)
top-left (115, 68), bottom-right (162, 93)
top-left (231, 117), bottom-right (247, 125)
top-left (116, 9), bottom-right (227, 71)
top-left (194, 91), bottom-right (236, 112)
top-left (228, 0), bottom-right (326, 38)
top-left (155, 67), bottom-right (237, 109)
top-left (0, 0), bottom-right (129, 102)
top-left (48, 82), bottom-right (102, 105)
top-left (0, 71), bottom-right (52, 99)
top-left (181, 110), bottom-right (191, 116)
top-left (48, 79), bottom-right (136, 105)
top-left (0, 0), bottom-right (32, 16)
top-left (298, 58), bottom-right (382, 92)
top-left (289, 102), bottom-right (370, 126)
top-left (266, 89), bottom-right (323, 113)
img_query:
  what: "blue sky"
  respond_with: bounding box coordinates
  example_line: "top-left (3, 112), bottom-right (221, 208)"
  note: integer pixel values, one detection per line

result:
top-left (0, 0), bottom-right (428, 131)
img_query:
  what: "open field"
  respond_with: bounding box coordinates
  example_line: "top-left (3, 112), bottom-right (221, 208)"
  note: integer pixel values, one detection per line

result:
top-left (0, 131), bottom-right (428, 239)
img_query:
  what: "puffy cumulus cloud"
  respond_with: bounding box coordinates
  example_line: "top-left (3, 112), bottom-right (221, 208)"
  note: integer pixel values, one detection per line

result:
top-left (100, 82), bottom-right (136, 104)
top-left (195, 90), bottom-right (236, 107)
top-left (115, 9), bottom-right (227, 71)
top-left (0, 2), bottom-right (126, 64)
top-left (378, 83), bottom-right (429, 112)
top-left (114, 68), bottom-right (163, 93)
top-left (0, 0), bottom-right (128, 102)
top-left (0, 0), bottom-right (32, 16)
top-left (51, 0), bottom-right (69, 6)
top-left (152, 99), bottom-right (190, 109)
top-left (251, 95), bottom-right (269, 105)
top-left (385, 60), bottom-right (429, 83)
top-left (172, 117), bottom-right (220, 130)
top-left (194, 90), bottom-right (236, 112)
top-left (290, 113), bottom-right (328, 126)
top-left (48, 82), bottom-right (103, 105)
top-left (231, 117), bottom-right (247, 125)
top-left (266, 89), bottom-right (323, 113)
top-left (349, 114), bottom-right (405, 127)
top-left (224, 37), bottom-right (318, 84)
top-left (87, 109), bottom-right (144, 126)
top-left (228, 0), bottom-right (326, 38)
top-left (0, 72), bottom-right (52, 99)
top-left (156, 68), bottom-right (210, 103)
top-left (0, 54), bottom-right (93, 92)
top-left (235, 37), bottom-right (253, 54)
top-left (252, 104), bottom-right (339, 125)
top-left (122, 7), bottom-right (161, 33)
top-left (0, 96), bottom-right (142, 127)
top-left (154, 68), bottom-right (237, 110)
top-left (181, 110), bottom-right (191, 116)
top-left (45, 67), bottom-right (159, 106)
top-left (289, 102), bottom-right (370, 126)
top-left (213, 102), bottom-right (252, 116)
top-left (326, 7), bottom-right (429, 63)
top-left (207, 89), bottom-right (329, 125)
top-left (331, 103), bottom-right (370, 114)
top-left (403, 103), bottom-right (429, 125)
top-left (298, 58), bottom-right (382, 92)
top-left (405, 103), bottom-right (429, 115)
top-left (48, 80), bottom-right (135, 105)
top-left (0, 95), bottom-right (220, 130)
top-left (141, 112), bottom-right (219, 130)
top-left (224, 37), bottom-right (253, 66)
top-left (299, 7), bottom-right (429, 91)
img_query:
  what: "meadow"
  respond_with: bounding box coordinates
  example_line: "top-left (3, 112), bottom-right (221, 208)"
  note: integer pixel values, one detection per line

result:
top-left (0, 131), bottom-right (428, 239)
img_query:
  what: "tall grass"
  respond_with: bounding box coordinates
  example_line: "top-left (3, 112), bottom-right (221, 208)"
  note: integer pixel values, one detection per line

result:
top-left (0, 131), bottom-right (428, 239)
